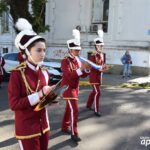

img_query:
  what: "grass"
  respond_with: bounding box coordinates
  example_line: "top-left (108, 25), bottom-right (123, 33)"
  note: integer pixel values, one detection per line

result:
top-left (79, 81), bottom-right (91, 86)
top-left (80, 80), bottom-right (150, 89)
top-left (121, 82), bottom-right (150, 89)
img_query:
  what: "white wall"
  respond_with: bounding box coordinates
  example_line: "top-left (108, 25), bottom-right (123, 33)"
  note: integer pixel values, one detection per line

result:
top-left (113, 0), bottom-right (150, 42)
top-left (45, 0), bottom-right (150, 70)
top-left (0, 0), bottom-right (150, 71)
top-left (47, 0), bottom-right (92, 44)
top-left (105, 49), bottom-right (149, 67)
top-left (46, 45), bottom-right (149, 69)
top-left (46, 0), bottom-right (150, 46)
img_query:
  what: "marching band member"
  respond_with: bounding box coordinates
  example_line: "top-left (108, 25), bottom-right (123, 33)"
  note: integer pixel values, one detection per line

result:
top-left (8, 18), bottom-right (53, 150)
top-left (0, 54), bottom-right (5, 88)
top-left (86, 30), bottom-right (106, 117)
top-left (61, 29), bottom-right (90, 143)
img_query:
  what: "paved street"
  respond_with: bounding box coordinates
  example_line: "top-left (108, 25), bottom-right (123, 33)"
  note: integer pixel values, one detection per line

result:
top-left (0, 74), bottom-right (150, 150)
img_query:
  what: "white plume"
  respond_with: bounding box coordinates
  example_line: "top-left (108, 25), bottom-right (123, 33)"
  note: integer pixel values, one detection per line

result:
top-left (97, 30), bottom-right (103, 38)
top-left (15, 18), bottom-right (33, 31)
top-left (72, 29), bottom-right (80, 41)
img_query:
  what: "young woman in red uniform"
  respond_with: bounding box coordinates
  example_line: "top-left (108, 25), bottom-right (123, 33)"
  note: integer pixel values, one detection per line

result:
top-left (0, 54), bottom-right (5, 88)
top-left (86, 30), bottom-right (106, 117)
top-left (8, 18), bottom-right (53, 150)
top-left (61, 29), bottom-right (90, 143)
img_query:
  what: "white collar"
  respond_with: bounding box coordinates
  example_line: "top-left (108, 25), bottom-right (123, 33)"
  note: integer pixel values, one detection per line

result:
top-left (26, 61), bottom-right (39, 71)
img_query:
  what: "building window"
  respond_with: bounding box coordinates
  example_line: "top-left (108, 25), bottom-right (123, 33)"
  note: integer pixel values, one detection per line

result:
top-left (102, 0), bottom-right (109, 32)
top-left (1, 12), bottom-right (9, 33)
top-left (92, 0), bottom-right (103, 23)
top-left (3, 47), bottom-right (8, 53)
top-left (91, 0), bottom-right (109, 32)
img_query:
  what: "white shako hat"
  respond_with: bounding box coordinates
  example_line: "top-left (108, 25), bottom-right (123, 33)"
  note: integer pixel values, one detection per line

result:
top-left (67, 29), bottom-right (81, 50)
top-left (15, 18), bottom-right (45, 51)
top-left (94, 30), bottom-right (104, 46)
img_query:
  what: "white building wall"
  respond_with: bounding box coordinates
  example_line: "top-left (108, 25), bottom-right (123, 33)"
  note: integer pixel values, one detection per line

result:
top-left (45, 0), bottom-right (150, 74)
top-left (0, 0), bottom-right (150, 74)
top-left (46, 0), bottom-right (92, 44)
top-left (0, 18), bottom-right (16, 54)
top-left (112, 0), bottom-right (150, 45)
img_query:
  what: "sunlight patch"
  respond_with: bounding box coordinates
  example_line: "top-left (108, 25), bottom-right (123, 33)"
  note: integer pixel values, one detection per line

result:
top-left (117, 103), bottom-right (142, 114)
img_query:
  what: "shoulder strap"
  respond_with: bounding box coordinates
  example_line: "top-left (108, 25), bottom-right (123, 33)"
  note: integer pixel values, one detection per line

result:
top-left (41, 66), bottom-right (48, 71)
top-left (20, 69), bottom-right (40, 95)
top-left (13, 62), bottom-right (40, 95)
top-left (91, 51), bottom-right (96, 56)
top-left (11, 61), bottom-right (27, 71)
top-left (66, 57), bottom-right (74, 71)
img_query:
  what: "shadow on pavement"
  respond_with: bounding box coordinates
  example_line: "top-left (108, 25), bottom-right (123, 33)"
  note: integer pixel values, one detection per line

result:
top-left (48, 138), bottom-right (78, 150)
top-left (0, 119), bottom-right (14, 127)
top-left (0, 137), bottom-right (17, 148)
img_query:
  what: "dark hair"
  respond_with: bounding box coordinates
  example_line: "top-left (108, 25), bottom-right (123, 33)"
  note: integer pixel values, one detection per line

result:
top-left (27, 38), bottom-right (46, 51)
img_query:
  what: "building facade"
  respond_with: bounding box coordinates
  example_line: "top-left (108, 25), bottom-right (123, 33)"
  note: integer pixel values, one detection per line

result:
top-left (45, 0), bottom-right (150, 75)
top-left (1, 0), bottom-right (150, 75)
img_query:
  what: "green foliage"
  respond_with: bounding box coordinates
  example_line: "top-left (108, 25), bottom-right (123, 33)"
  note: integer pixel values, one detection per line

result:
top-left (121, 82), bottom-right (150, 89)
top-left (31, 0), bottom-right (49, 32)
top-left (0, 0), bottom-right (8, 15)
top-left (79, 81), bottom-right (91, 86)
top-left (0, 0), bottom-right (49, 33)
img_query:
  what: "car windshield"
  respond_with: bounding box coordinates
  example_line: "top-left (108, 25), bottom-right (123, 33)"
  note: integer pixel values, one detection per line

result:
top-left (44, 57), bottom-right (51, 62)
top-left (3, 53), bottom-right (18, 61)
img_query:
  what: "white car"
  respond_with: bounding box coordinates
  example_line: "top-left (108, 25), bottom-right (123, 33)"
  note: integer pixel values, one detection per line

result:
top-left (2, 52), bottom-right (62, 83)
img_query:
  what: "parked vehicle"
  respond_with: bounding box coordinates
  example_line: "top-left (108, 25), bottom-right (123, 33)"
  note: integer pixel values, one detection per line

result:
top-left (2, 52), bottom-right (62, 83)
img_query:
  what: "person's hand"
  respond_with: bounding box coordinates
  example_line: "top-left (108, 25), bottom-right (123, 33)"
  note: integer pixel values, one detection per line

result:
top-left (80, 63), bottom-right (91, 71)
top-left (38, 85), bottom-right (55, 98)
top-left (129, 60), bottom-right (132, 64)
top-left (99, 64), bottom-right (109, 72)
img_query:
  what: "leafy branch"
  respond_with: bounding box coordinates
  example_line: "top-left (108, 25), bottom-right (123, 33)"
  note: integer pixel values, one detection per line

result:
top-left (0, 0), bottom-right (49, 33)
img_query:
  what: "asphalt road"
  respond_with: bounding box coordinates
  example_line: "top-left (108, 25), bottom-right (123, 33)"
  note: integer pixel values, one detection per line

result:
top-left (0, 75), bottom-right (150, 150)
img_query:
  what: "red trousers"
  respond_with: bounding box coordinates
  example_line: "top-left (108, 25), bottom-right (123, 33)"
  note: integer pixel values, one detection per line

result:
top-left (62, 100), bottom-right (78, 136)
top-left (18, 131), bottom-right (49, 150)
top-left (87, 85), bottom-right (101, 112)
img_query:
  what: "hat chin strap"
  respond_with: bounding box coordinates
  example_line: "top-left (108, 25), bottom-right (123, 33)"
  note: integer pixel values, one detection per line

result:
top-left (25, 48), bottom-right (43, 66)
top-left (68, 51), bottom-right (77, 58)
top-left (96, 50), bottom-right (101, 54)
top-left (96, 48), bottom-right (102, 54)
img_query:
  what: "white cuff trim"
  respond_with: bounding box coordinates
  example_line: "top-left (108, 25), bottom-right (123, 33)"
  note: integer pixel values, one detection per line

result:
top-left (28, 92), bottom-right (40, 106)
top-left (76, 68), bottom-right (83, 76)
top-left (84, 69), bottom-right (90, 73)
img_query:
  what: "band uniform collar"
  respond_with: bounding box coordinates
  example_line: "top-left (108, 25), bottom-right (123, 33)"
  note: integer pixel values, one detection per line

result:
top-left (26, 61), bottom-right (40, 71)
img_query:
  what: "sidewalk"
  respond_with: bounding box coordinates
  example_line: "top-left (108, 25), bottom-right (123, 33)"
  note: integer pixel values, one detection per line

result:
top-left (81, 74), bottom-right (142, 87)
top-left (102, 74), bottom-right (142, 86)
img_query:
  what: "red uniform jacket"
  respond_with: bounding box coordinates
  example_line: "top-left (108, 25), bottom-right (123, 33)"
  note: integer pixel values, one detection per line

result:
top-left (0, 56), bottom-right (5, 75)
top-left (8, 61), bottom-right (50, 139)
top-left (61, 56), bottom-right (89, 100)
top-left (89, 52), bottom-right (105, 85)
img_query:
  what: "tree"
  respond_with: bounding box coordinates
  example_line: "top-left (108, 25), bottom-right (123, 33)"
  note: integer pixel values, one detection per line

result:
top-left (0, 0), bottom-right (49, 33)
